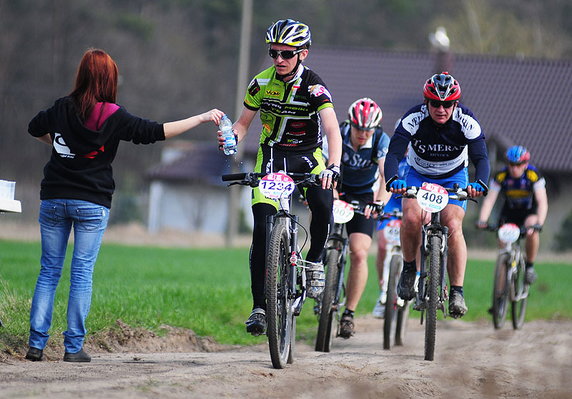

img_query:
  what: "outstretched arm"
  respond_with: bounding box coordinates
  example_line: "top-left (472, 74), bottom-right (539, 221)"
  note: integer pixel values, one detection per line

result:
top-left (164, 109), bottom-right (225, 139)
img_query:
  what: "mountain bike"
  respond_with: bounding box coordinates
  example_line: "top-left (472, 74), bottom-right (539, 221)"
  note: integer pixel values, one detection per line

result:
top-left (314, 200), bottom-right (384, 352)
top-left (379, 210), bottom-right (410, 350)
top-left (487, 223), bottom-right (537, 330)
top-left (314, 199), bottom-right (353, 352)
top-left (400, 181), bottom-right (484, 361)
top-left (222, 171), bottom-right (320, 369)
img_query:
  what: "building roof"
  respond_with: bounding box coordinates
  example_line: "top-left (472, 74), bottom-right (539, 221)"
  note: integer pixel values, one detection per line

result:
top-left (304, 47), bottom-right (572, 173)
top-left (150, 48), bottom-right (572, 182)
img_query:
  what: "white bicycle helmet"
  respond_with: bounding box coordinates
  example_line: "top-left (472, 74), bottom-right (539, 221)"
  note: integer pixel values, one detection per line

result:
top-left (348, 98), bottom-right (383, 129)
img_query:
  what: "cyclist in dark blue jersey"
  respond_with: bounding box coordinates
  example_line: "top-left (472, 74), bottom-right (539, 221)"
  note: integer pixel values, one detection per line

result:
top-left (477, 146), bottom-right (548, 284)
top-left (325, 98), bottom-right (390, 337)
top-left (385, 72), bottom-right (490, 318)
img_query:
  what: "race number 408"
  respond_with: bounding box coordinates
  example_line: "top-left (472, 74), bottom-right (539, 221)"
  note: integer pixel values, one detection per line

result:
top-left (416, 182), bottom-right (449, 213)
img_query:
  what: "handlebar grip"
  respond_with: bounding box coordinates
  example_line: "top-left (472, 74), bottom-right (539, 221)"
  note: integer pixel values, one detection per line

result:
top-left (221, 173), bottom-right (247, 182)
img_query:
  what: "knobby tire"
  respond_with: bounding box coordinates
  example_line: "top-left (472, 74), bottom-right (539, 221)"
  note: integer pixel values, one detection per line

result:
top-left (492, 253), bottom-right (510, 329)
top-left (266, 220), bottom-right (294, 369)
top-left (315, 245), bottom-right (341, 352)
top-left (383, 254), bottom-right (401, 350)
top-left (511, 255), bottom-right (528, 330)
top-left (425, 235), bottom-right (441, 361)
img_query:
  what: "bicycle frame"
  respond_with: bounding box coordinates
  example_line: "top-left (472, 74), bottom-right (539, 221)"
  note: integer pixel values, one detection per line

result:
top-left (266, 200), bottom-right (306, 315)
top-left (416, 211), bottom-right (449, 314)
top-left (327, 221), bottom-right (349, 313)
top-left (500, 233), bottom-right (529, 303)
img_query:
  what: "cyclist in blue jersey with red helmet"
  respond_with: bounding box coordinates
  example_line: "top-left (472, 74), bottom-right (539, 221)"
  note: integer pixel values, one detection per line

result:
top-left (477, 146), bottom-right (548, 284)
top-left (385, 72), bottom-right (490, 318)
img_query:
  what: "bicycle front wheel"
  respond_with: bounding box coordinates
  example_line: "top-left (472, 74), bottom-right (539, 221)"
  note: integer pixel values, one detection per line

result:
top-left (383, 254), bottom-right (401, 350)
top-left (492, 253), bottom-right (510, 329)
top-left (315, 244), bottom-right (341, 352)
top-left (511, 256), bottom-right (528, 330)
top-left (266, 220), bottom-right (294, 369)
top-left (424, 235), bottom-right (441, 361)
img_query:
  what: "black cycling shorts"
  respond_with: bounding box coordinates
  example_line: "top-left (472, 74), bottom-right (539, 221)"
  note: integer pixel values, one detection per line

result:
top-left (340, 191), bottom-right (375, 237)
top-left (499, 206), bottom-right (536, 227)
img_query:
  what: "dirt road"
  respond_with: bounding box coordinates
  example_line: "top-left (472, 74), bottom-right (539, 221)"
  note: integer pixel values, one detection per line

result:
top-left (2, 316), bottom-right (571, 398)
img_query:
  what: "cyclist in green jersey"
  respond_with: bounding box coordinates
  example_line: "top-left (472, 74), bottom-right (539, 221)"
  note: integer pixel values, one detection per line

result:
top-left (219, 19), bottom-right (342, 336)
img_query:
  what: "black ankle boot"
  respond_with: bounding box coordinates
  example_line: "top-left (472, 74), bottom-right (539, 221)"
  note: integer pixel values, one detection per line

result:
top-left (63, 349), bottom-right (91, 362)
top-left (25, 347), bottom-right (43, 361)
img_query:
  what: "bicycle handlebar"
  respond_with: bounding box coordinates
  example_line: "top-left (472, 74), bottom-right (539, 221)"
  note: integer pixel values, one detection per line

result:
top-left (221, 172), bottom-right (321, 187)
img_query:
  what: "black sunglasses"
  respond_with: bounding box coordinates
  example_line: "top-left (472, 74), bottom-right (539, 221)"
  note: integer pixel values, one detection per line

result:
top-left (509, 162), bottom-right (526, 167)
top-left (268, 48), bottom-right (304, 59)
top-left (429, 100), bottom-right (456, 109)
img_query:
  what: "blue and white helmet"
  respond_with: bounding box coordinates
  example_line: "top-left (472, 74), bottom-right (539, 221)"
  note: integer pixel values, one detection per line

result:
top-left (265, 19), bottom-right (311, 48)
top-left (506, 145), bottom-right (530, 164)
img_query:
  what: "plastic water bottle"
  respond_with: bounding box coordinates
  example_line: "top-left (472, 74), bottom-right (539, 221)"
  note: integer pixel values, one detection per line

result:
top-left (220, 115), bottom-right (237, 155)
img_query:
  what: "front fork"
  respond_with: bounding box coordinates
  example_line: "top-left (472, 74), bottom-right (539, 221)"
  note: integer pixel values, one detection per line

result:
top-left (416, 223), bottom-right (449, 315)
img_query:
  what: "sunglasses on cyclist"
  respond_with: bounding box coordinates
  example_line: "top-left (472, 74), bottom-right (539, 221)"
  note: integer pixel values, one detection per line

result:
top-left (428, 100), bottom-right (456, 109)
top-left (509, 162), bottom-right (526, 167)
top-left (268, 48), bottom-right (304, 59)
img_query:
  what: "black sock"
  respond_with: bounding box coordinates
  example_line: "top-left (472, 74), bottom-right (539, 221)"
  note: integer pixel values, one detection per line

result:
top-left (525, 261), bottom-right (534, 269)
top-left (403, 260), bottom-right (416, 272)
top-left (451, 285), bottom-right (464, 296)
top-left (343, 309), bottom-right (354, 318)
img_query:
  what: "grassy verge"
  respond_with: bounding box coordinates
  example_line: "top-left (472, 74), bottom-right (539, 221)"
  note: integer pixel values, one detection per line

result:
top-left (1, 240), bottom-right (570, 351)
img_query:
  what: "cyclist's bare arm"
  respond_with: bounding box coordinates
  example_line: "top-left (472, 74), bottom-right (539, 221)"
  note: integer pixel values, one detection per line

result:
top-left (534, 186), bottom-right (548, 226)
top-left (375, 157), bottom-right (391, 204)
top-left (319, 107), bottom-right (341, 166)
top-left (478, 187), bottom-right (499, 224)
top-left (233, 107), bottom-right (257, 143)
top-left (319, 107), bottom-right (342, 189)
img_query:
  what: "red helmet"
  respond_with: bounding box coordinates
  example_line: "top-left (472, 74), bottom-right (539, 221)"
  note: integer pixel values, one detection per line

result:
top-left (423, 72), bottom-right (461, 101)
top-left (348, 98), bottom-right (382, 129)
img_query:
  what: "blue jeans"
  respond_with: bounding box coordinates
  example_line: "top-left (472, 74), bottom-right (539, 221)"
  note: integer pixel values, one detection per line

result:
top-left (29, 199), bottom-right (109, 353)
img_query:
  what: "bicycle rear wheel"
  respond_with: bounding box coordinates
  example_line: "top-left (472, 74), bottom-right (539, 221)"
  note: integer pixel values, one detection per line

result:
top-left (424, 235), bottom-right (441, 361)
top-left (266, 220), bottom-right (294, 369)
top-left (511, 256), bottom-right (528, 330)
top-left (383, 254), bottom-right (401, 350)
top-left (492, 253), bottom-right (510, 329)
top-left (315, 244), bottom-right (341, 352)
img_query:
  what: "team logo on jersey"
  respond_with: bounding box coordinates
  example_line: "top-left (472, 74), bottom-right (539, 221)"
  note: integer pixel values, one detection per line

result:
top-left (248, 79), bottom-right (260, 96)
top-left (53, 132), bottom-right (75, 159)
top-left (265, 89), bottom-right (281, 96)
top-left (309, 84), bottom-right (332, 100)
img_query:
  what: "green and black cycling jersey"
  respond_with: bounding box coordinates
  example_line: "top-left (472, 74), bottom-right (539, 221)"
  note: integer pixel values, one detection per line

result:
top-left (244, 65), bottom-right (334, 151)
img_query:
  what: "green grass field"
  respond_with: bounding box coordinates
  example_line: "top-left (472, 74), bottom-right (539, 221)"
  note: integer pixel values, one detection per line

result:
top-left (1, 239), bottom-right (570, 351)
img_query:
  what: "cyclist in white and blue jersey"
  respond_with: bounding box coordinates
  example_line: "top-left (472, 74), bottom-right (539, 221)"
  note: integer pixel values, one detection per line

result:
top-left (325, 98), bottom-right (390, 338)
top-left (384, 72), bottom-right (490, 318)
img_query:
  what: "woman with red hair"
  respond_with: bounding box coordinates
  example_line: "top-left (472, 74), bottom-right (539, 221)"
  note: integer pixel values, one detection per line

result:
top-left (25, 48), bottom-right (224, 362)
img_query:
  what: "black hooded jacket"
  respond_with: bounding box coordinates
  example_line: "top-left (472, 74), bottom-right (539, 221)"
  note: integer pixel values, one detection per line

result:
top-left (28, 96), bottom-right (165, 208)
